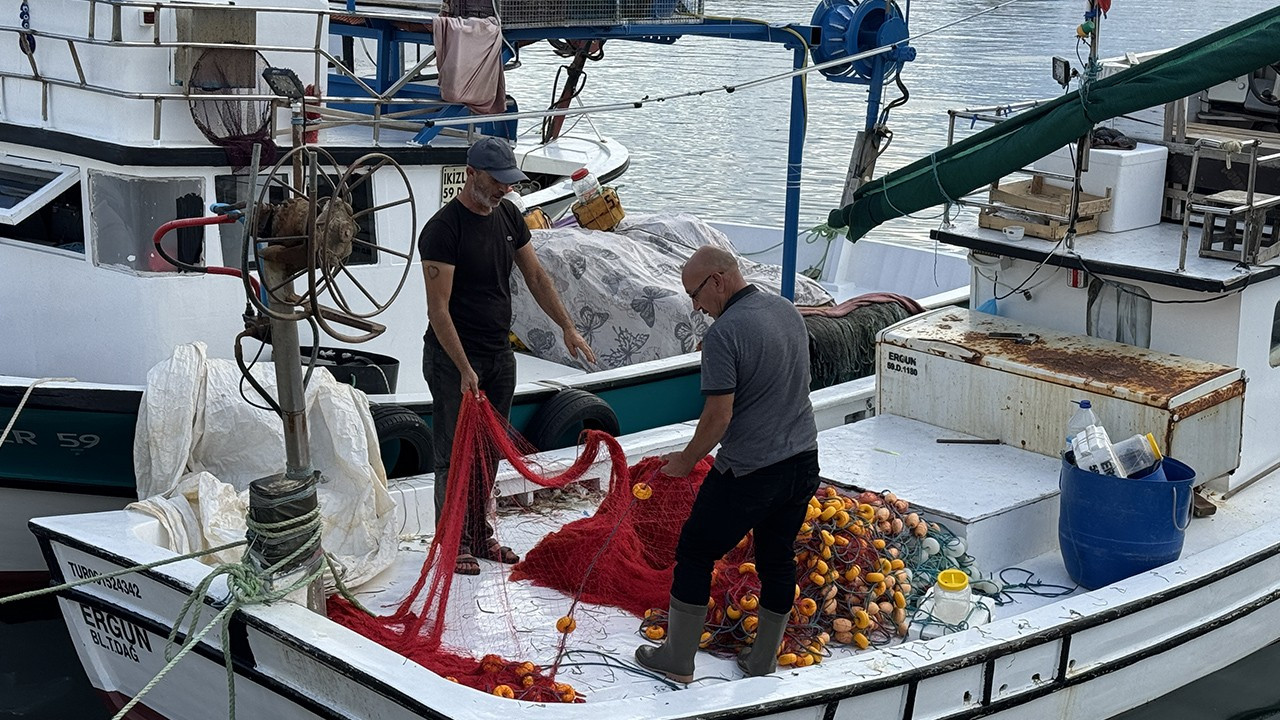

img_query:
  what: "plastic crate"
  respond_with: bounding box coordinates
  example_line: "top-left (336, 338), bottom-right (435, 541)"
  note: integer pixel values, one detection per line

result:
top-left (572, 187), bottom-right (625, 231)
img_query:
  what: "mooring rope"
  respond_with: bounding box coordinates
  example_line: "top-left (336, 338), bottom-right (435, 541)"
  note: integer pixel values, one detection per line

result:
top-left (1, 498), bottom-right (371, 720)
top-left (0, 376), bottom-right (77, 449)
top-left (111, 504), bottom-right (373, 720)
top-left (0, 538), bottom-right (249, 606)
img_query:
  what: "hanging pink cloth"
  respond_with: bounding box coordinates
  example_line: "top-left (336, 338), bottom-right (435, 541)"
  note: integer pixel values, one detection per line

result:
top-left (432, 16), bottom-right (507, 115)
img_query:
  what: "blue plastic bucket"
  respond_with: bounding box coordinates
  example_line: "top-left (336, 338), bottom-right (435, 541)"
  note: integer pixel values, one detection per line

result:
top-left (1058, 456), bottom-right (1195, 590)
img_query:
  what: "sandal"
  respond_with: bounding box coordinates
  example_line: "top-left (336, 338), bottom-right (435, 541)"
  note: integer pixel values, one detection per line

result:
top-left (454, 552), bottom-right (481, 576)
top-left (474, 541), bottom-right (520, 565)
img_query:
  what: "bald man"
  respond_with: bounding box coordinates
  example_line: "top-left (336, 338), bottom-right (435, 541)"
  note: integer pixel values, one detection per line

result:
top-left (635, 246), bottom-right (820, 681)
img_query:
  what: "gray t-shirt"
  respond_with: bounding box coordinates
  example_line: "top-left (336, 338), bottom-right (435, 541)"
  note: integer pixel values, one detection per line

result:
top-left (701, 285), bottom-right (818, 475)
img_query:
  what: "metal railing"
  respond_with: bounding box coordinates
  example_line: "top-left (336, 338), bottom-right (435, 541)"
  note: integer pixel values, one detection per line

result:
top-left (439, 0), bottom-right (704, 28)
top-left (0, 0), bottom-right (682, 144)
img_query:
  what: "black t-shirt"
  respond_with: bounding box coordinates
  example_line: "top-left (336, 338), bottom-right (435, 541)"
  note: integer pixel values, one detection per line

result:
top-left (418, 197), bottom-right (532, 355)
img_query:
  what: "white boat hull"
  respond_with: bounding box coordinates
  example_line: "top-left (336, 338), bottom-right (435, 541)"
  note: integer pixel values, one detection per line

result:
top-left (31, 381), bottom-right (1280, 720)
top-left (36, 509), bottom-right (1280, 720)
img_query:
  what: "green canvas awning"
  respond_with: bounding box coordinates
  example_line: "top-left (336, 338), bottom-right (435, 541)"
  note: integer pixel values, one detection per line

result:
top-left (829, 6), bottom-right (1280, 242)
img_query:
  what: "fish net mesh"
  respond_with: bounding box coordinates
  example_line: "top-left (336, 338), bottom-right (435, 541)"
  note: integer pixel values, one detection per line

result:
top-left (187, 48), bottom-right (278, 169)
top-left (442, 0), bottom-right (704, 28)
top-left (329, 393), bottom-right (955, 702)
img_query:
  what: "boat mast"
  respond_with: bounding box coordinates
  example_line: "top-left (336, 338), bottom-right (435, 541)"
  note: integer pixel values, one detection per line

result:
top-left (1066, 1), bottom-right (1104, 251)
top-left (239, 69), bottom-right (417, 614)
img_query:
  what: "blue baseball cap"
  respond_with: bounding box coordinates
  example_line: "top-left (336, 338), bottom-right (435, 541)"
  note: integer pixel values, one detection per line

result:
top-left (467, 137), bottom-right (529, 185)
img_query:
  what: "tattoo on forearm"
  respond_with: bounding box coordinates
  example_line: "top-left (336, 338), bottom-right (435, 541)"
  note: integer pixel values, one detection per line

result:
top-left (427, 264), bottom-right (440, 279)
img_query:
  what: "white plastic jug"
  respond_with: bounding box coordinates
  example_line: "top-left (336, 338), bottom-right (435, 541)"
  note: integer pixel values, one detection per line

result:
top-left (931, 568), bottom-right (973, 626)
top-left (1072, 425), bottom-right (1124, 477)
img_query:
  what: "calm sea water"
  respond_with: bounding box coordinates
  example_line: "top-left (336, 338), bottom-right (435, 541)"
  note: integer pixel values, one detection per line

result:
top-left (5, 1), bottom-right (1278, 718)
top-left (505, 0), bottom-right (1270, 245)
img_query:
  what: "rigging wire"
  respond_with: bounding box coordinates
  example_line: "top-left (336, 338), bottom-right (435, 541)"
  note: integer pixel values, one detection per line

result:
top-left (420, 0), bottom-right (1031, 130)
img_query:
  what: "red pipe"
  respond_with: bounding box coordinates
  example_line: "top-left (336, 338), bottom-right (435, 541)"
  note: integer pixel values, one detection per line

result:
top-left (152, 215), bottom-right (261, 296)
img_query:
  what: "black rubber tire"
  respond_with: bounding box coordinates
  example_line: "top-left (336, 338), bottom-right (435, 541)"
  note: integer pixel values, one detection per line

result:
top-left (370, 404), bottom-right (434, 479)
top-left (525, 389), bottom-right (621, 451)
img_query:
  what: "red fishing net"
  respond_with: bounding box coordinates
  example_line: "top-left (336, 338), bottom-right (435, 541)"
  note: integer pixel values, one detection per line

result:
top-left (330, 393), bottom-right (952, 699)
top-left (329, 393), bottom-right (711, 701)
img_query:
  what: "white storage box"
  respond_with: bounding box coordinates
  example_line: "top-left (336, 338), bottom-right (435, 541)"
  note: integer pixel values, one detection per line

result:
top-left (1033, 142), bottom-right (1168, 233)
top-left (876, 308), bottom-right (1245, 483)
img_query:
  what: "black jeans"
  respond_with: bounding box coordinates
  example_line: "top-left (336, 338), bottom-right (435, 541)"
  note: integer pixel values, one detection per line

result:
top-left (670, 449), bottom-right (821, 614)
top-left (423, 335), bottom-right (517, 553)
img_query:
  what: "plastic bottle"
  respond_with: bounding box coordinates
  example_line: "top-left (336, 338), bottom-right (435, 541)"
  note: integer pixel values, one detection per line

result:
top-left (931, 568), bottom-right (973, 626)
top-left (1065, 399), bottom-right (1098, 454)
top-left (1112, 432), bottom-right (1162, 478)
top-left (1072, 424), bottom-right (1124, 477)
top-left (570, 167), bottom-right (601, 203)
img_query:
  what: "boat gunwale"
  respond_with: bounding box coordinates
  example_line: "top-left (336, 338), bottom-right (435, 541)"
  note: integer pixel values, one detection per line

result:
top-left (931, 224), bottom-right (1280, 294)
top-left (27, 487), bottom-right (1280, 719)
top-left (0, 347), bottom-right (702, 415)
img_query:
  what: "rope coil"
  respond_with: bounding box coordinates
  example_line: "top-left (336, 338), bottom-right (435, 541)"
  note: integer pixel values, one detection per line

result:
top-left (1, 495), bottom-right (369, 720)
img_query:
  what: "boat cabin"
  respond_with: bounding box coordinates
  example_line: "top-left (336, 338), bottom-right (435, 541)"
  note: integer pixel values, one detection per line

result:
top-left (932, 82), bottom-right (1280, 493)
top-left (0, 0), bottom-right (626, 389)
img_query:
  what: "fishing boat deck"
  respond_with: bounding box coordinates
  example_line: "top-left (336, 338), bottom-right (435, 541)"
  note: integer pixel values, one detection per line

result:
top-left (818, 416), bottom-right (1063, 576)
top-left (349, 413), bottom-right (1280, 700)
top-left (932, 217), bottom-right (1280, 293)
top-left (25, 407), bottom-right (1280, 712)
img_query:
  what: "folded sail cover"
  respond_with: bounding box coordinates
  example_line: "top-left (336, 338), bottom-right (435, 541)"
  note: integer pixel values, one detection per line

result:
top-left (829, 6), bottom-right (1280, 242)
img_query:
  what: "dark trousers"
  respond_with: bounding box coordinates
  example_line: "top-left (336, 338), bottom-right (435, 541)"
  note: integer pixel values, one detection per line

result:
top-left (670, 449), bottom-right (820, 614)
top-left (423, 336), bottom-right (517, 554)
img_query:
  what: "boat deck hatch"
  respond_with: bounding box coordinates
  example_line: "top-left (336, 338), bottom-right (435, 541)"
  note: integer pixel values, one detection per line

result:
top-left (818, 414), bottom-right (1063, 574)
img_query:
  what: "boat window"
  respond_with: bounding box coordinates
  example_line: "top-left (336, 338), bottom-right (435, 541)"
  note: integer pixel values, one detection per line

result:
top-left (0, 158), bottom-right (84, 255)
top-left (0, 158), bottom-right (80, 226)
top-left (89, 171), bottom-right (205, 272)
top-left (1271, 301), bottom-right (1280, 368)
top-left (1087, 278), bottom-right (1151, 348)
top-left (214, 171), bottom-right (376, 269)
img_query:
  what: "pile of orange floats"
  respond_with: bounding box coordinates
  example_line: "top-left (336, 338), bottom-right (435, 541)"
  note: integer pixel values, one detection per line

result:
top-left (641, 485), bottom-right (950, 668)
top-left (439, 653), bottom-right (583, 703)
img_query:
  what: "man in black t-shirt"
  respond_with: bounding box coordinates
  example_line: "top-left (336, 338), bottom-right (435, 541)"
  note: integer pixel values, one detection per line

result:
top-left (419, 137), bottom-right (596, 575)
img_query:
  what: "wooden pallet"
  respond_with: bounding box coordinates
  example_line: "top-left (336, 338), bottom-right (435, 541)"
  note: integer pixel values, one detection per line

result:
top-left (979, 208), bottom-right (1099, 240)
top-left (978, 176), bottom-right (1111, 240)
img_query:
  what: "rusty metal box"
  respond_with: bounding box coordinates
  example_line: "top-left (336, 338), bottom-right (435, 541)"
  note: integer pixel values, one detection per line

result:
top-left (876, 308), bottom-right (1245, 483)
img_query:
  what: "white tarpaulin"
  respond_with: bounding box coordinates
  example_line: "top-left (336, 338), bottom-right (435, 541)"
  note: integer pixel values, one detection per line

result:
top-left (510, 213), bottom-right (834, 370)
top-left (129, 343), bottom-right (398, 588)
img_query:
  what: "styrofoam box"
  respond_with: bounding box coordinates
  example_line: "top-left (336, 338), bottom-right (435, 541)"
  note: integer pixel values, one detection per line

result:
top-left (1032, 142), bottom-right (1168, 233)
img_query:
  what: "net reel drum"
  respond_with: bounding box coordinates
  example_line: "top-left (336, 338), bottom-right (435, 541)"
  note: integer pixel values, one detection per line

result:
top-left (229, 70), bottom-right (416, 611)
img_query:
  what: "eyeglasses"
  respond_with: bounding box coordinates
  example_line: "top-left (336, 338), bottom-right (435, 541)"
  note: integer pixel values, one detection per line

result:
top-left (688, 271), bottom-right (721, 302)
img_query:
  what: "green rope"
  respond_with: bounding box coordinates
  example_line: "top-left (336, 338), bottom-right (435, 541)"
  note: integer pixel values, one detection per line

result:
top-left (739, 221), bottom-right (842, 281)
top-left (800, 223), bottom-right (841, 279)
top-left (110, 504), bottom-right (345, 720)
top-left (0, 538), bottom-right (250, 605)
top-left (0, 492), bottom-right (376, 720)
